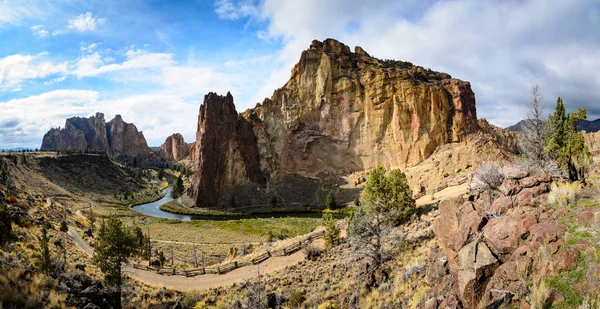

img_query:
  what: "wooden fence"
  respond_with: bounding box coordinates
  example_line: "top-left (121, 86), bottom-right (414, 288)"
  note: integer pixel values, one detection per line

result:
top-left (131, 221), bottom-right (343, 278)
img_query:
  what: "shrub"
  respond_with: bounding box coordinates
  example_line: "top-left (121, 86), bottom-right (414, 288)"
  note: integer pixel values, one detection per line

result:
top-left (548, 181), bottom-right (580, 207)
top-left (322, 214), bottom-right (340, 248)
top-left (473, 162), bottom-right (505, 191)
top-left (303, 244), bottom-right (322, 261)
top-left (288, 289), bottom-right (306, 308)
top-left (318, 300), bottom-right (340, 309)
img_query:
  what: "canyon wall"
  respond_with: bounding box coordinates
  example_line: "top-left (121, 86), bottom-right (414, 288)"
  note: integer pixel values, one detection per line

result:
top-left (189, 39), bottom-right (480, 207)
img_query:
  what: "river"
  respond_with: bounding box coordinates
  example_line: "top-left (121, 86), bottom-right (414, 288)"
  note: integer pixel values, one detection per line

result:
top-left (131, 185), bottom-right (193, 221)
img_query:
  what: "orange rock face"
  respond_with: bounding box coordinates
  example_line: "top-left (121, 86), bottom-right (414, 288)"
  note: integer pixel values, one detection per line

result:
top-left (160, 133), bottom-right (190, 162)
top-left (189, 39), bottom-right (480, 207)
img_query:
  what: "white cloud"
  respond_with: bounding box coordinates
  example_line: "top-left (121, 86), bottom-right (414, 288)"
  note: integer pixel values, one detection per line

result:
top-left (43, 76), bottom-right (66, 85)
top-left (0, 53), bottom-right (68, 90)
top-left (215, 0), bottom-right (260, 20)
top-left (68, 12), bottom-right (105, 31)
top-left (30, 24), bottom-right (48, 38)
top-left (73, 50), bottom-right (175, 78)
top-left (80, 43), bottom-right (99, 53)
top-left (232, 0), bottom-right (600, 126)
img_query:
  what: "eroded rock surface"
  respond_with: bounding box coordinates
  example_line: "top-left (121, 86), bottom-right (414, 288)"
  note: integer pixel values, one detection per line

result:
top-left (41, 113), bottom-right (151, 158)
top-left (160, 133), bottom-right (190, 161)
top-left (189, 38), bottom-right (480, 207)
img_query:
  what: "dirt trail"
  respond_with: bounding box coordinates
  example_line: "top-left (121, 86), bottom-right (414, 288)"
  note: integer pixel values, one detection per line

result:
top-left (416, 182), bottom-right (469, 206)
top-left (68, 227), bottom-right (314, 291)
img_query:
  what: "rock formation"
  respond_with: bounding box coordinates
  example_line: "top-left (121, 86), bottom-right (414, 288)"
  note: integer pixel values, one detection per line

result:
top-left (584, 131), bottom-right (600, 155)
top-left (160, 133), bottom-right (190, 161)
top-left (429, 172), bottom-right (580, 308)
top-left (41, 113), bottom-right (151, 158)
top-left (189, 92), bottom-right (267, 208)
top-left (189, 39), bottom-right (480, 207)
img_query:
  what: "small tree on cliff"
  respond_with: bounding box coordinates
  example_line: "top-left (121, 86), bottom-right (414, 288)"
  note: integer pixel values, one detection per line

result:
top-left (363, 166), bottom-right (415, 225)
top-left (520, 86), bottom-right (549, 166)
top-left (93, 216), bottom-right (140, 308)
top-left (545, 97), bottom-right (590, 181)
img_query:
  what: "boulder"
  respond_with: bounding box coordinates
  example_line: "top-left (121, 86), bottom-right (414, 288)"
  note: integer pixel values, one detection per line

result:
top-left (483, 216), bottom-right (521, 258)
top-left (530, 223), bottom-right (566, 245)
top-left (457, 241), bottom-right (499, 308)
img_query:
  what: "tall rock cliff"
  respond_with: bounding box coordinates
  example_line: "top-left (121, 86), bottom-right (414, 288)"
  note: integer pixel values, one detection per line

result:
top-left (160, 133), bottom-right (190, 161)
top-left (188, 92), bottom-right (266, 208)
top-left (189, 39), bottom-right (479, 207)
top-left (41, 113), bottom-right (151, 157)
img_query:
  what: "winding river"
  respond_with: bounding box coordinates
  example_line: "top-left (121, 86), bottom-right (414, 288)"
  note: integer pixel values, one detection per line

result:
top-left (131, 185), bottom-right (193, 221)
top-left (132, 185), bottom-right (343, 221)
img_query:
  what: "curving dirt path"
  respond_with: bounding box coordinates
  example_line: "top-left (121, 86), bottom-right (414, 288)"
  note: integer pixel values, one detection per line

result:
top-left (68, 227), bottom-right (316, 291)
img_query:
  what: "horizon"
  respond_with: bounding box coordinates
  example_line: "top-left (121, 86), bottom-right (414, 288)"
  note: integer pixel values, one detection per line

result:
top-left (1, 0), bottom-right (599, 149)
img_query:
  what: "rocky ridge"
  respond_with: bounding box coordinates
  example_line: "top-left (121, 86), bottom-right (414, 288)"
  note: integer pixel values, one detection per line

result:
top-left (427, 171), bottom-right (579, 308)
top-left (41, 113), bottom-right (151, 158)
top-left (189, 38), bottom-right (481, 207)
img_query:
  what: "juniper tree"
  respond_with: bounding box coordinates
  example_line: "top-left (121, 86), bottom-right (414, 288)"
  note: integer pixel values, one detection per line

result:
top-left (35, 226), bottom-right (54, 275)
top-left (545, 97), bottom-right (590, 181)
top-left (325, 191), bottom-right (337, 210)
top-left (0, 204), bottom-right (11, 245)
top-left (93, 216), bottom-right (140, 308)
top-left (171, 174), bottom-right (184, 198)
top-left (363, 166), bottom-right (415, 225)
top-left (323, 213), bottom-right (340, 248)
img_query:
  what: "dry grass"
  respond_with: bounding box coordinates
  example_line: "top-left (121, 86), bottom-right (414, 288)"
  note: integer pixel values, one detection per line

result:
top-left (548, 181), bottom-right (581, 207)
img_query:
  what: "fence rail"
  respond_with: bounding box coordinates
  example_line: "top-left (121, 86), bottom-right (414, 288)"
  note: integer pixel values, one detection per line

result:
top-left (130, 220), bottom-right (345, 278)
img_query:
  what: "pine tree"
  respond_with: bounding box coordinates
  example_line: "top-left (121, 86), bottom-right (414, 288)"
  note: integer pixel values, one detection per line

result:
top-left (171, 175), bottom-right (184, 198)
top-left (93, 216), bottom-right (140, 308)
top-left (35, 226), bottom-right (54, 275)
top-left (323, 214), bottom-right (340, 248)
top-left (0, 203), bottom-right (12, 245)
top-left (363, 166), bottom-right (415, 225)
top-left (545, 97), bottom-right (589, 181)
top-left (325, 191), bottom-right (337, 210)
top-left (60, 220), bottom-right (68, 232)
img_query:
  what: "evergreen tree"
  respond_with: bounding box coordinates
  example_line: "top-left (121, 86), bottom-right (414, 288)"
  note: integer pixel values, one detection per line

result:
top-left (35, 226), bottom-right (54, 275)
top-left (323, 214), bottom-right (340, 248)
top-left (93, 216), bottom-right (140, 308)
top-left (171, 175), bottom-right (184, 198)
top-left (87, 208), bottom-right (96, 236)
top-left (60, 220), bottom-right (68, 232)
top-left (363, 166), bottom-right (415, 225)
top-left (545, 97), bottom-right (589, 181)
top-left (325, 191), bottom-right (337, 210)
top-left (0, 203), bottom-right (12, 245)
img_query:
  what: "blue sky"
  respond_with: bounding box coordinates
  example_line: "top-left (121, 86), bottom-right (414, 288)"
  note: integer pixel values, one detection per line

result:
top-left (1, 0), bottom-right (599, 148)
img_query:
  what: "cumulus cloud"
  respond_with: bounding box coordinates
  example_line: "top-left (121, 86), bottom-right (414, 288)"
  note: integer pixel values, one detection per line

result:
top-left (68, 12), bottom-right (105, 31)
top-left (222, 0), bottom-right (600, 126)
top-left (0, 53), bottom-right (68, 90)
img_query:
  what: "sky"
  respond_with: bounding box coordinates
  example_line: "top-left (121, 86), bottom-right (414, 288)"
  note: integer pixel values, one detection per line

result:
top-left (0, 0), bottom-right (599, 149)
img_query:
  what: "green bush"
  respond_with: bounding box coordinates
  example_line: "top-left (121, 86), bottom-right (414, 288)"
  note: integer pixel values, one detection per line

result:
top-left (288, 289), bottom-right (306, 308)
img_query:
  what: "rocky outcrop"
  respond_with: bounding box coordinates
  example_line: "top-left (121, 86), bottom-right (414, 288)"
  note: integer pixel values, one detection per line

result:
top-left (160, 133), bottom-right (190, 161)
top-left (584, 131), bottom-right (600, 155)
top-left (41, 113), bottom-right (151, 158)
top-left (189, 38), bottom-right (480, 207)
top-left (431, 172), bottom-right (579, 308)
top-left (188, 92), bottom-right (267, 208)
